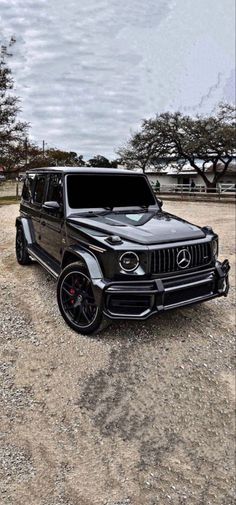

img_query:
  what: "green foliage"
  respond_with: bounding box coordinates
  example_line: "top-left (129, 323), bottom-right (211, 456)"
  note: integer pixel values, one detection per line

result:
top-left (88, 155), bottom-right (117, 168)
top-left (0, 38), bottom-right (28, 168)
top-left (118, 104), bottom-right (236, 187)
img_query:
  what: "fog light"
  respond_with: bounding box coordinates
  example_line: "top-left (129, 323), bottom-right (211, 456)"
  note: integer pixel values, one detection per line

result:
top-left (119, 251), bottom-right (139, 272)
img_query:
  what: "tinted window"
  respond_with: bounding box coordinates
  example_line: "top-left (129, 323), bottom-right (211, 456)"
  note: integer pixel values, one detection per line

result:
top-left (46, 174), bottom-right (63, 204)
top-left (67, 174), bottom-right (156, 209)
top-left (33, 175), bottom-right (46, 204)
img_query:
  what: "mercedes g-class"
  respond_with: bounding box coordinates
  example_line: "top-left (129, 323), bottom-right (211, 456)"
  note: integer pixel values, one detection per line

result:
top-left (15, 167), bottom-right (230, 334)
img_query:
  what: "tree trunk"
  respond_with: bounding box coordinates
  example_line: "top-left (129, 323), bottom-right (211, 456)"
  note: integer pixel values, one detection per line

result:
top-left (188, 160), bottom-right (217, 192)
top-left (204, 180), bottom-right (217, 193)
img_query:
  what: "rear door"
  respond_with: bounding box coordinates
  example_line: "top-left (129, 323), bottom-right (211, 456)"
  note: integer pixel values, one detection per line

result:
top-left (40, 173), bottom-right (64, 262)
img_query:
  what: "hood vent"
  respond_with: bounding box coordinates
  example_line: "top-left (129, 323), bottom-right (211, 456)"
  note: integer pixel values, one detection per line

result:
top-left (106, 235), bottom-right (123, 245)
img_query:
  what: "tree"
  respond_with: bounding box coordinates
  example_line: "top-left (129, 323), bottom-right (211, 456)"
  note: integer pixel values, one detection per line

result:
top-left (118, 104), bottom-right (236, 189)
top-left (43, 148), bottom-right (85, 167)
top-left (117, 123), bottom-right (168, 172)
top-left (0, 39), bottom-right (28, 172)
top-left (17, 144), bottom-right (86, 170)
top-left (88, 155), bottom-right (115, 168)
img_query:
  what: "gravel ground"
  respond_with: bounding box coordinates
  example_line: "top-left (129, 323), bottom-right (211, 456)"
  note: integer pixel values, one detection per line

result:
top-left (0, 202), bottom-right (235, 505)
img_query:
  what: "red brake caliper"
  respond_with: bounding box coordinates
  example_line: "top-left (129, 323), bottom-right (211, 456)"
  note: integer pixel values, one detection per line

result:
top-left (69, 288), bottom-right (75, 304)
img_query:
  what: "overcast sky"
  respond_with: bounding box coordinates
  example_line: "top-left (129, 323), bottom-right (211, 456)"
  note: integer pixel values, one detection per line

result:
top-left (0, 0), bottom-right (235, 158)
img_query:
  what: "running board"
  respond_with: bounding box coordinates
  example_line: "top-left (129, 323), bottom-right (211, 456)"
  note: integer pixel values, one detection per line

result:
top-left (27, 245), bottom-right (60, 279)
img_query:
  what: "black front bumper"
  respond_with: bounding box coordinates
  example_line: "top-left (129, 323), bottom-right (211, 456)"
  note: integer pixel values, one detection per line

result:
top-left (97, 260), bottom-right (230, 320)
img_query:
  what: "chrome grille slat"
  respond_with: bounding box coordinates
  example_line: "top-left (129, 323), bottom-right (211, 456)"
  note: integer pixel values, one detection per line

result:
top-left (151, 242), bottom-right (212, 274)
top-left (172, 248), bottom-right (175, 271)
top-left (190, 245), bottom-right (194, 267)
top-left (195, 244), bottom-right (198, 265)
top-left (198, 244), bottom-right (202, 265)
top-left (167, 248), bottom-right (171, 272)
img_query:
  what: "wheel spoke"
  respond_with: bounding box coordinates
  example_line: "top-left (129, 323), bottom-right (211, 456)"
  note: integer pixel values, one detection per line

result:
top-left (62, 286), bottom-right (72, 297)
top-left (74, 305), bottom-right (83, 323)
top-left (63, 280), bottom-right (74, 291)
top-left (81, 307), bottom-right (90, 323)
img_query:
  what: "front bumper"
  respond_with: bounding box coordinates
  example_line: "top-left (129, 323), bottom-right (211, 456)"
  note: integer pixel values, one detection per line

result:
top-left (95, 259), bottom-right (230, 320)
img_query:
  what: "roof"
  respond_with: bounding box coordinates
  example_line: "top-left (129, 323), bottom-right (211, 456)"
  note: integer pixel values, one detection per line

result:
top-left (27, 166), bottom-right (135, 175)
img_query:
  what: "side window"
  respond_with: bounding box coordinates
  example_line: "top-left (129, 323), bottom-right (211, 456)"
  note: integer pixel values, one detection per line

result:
top-left (46, 174), bottom-right (63, 204)
top-left (33, 175), bottom-right (46, 204)
top-left (22, 175), bottom-right (35, 201)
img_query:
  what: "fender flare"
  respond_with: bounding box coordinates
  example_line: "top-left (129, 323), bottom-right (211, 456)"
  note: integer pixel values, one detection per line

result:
top-left (62, 246), bottom-right (104, 280)
top-left (15, 217), bottom-right (35, 245)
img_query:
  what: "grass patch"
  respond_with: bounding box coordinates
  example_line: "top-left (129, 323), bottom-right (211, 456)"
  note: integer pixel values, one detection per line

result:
top-left (0, 195), bottom-right (20, 205)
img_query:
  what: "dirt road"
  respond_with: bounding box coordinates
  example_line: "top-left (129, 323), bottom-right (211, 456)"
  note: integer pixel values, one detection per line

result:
top-left (0, 202), bottom-right (235, 505)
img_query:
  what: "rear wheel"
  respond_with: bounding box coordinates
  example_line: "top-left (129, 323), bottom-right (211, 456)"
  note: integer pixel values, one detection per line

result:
top-left (57, 263), bottom-right (109, 335)
top-left (15, 226), bottom-right (31, 265)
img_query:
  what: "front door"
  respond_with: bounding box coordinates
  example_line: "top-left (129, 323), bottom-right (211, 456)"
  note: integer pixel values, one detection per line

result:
top-left (40, 173), bottom-right (65, 263)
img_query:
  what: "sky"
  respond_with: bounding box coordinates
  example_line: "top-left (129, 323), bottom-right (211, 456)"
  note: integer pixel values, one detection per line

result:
top-left (0, 0), bottom-right (235, 159)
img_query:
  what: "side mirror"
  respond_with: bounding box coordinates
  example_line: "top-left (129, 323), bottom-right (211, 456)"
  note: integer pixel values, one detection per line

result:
top-left (42, 201), bottom-right (61, 212)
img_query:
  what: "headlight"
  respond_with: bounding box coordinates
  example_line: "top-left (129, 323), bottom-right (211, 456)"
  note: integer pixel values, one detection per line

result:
top-left (119, 251), bottom-right (140, 272)
top-left (212, 239), bottom-right (218, 258)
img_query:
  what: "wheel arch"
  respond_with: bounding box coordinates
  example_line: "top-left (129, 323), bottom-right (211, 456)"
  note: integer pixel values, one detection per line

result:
top-left (15, 216), bottom-right (34, 245)
top-left (61, 247), bottom-right (104, 280)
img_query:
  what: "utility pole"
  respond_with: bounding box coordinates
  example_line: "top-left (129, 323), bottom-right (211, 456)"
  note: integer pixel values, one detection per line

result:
top-left (42, 140), bottom-right (45, 159)
top-left (24, 137), bottom-right (28, 166)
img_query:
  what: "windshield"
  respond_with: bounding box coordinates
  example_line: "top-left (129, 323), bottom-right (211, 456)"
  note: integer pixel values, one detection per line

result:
top-left (66, 174), bottom-right (157, 209)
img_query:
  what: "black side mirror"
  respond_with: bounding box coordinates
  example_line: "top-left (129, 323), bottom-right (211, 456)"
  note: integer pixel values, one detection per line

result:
top-left (42, 201), bottom-right (61, 212)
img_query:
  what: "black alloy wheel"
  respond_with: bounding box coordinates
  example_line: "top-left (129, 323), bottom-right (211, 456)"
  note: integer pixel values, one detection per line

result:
top-left (57, 263), bottom-right (107, 335)
top-left (15, 226), bottom-right (31, 265)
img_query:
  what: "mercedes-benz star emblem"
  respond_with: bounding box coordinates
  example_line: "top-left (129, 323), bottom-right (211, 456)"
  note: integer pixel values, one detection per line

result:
top-left (176, 249), bottom-right (191, 269)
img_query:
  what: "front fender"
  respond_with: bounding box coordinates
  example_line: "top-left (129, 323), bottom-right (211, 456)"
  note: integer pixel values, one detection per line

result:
top-left (62, 246), bottom-right (103, 280)
top-left (62, 246), bottom-right (106, 305)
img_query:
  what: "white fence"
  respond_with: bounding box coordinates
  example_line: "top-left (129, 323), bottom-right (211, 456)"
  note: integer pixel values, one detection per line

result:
top-left (154, 183), bottom-right (236, 194)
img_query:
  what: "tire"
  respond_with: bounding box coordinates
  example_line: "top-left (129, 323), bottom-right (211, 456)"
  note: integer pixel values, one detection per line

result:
top-left (15, 225), bottom-right (32, 265)
top-left (57, 262), bottom-right (109, 335)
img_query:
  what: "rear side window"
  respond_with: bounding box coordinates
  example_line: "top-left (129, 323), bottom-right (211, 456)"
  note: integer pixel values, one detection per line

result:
top-left (33, 175), bottom-right (46, 204)
top-left (22, 174), bottom-right (35, 201)
top-left (46, 174), bottom-right (63, 204)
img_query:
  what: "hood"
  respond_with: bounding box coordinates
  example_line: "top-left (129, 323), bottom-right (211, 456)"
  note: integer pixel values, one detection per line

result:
top-left (67, 210), bottom-right (206, 245)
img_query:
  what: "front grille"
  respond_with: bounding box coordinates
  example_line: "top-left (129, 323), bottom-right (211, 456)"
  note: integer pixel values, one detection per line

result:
top-left (151, 242), bottom-right (212, 274)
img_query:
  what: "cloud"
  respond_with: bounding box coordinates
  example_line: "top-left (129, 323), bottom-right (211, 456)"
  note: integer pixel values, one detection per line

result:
top-left (0, 0), bottom-right (235, 158)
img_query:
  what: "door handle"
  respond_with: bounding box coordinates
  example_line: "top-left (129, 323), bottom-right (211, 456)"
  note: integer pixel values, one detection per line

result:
top-left (41, 221), bottom-right (46, 226)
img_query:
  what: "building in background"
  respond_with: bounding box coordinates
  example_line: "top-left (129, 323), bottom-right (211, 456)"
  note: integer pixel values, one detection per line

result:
top-left (146, 158), bottom-right (236, 190)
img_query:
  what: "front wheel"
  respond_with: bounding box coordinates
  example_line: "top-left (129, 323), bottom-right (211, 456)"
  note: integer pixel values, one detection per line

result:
top-left (57, 263), bottom-right (109, 335)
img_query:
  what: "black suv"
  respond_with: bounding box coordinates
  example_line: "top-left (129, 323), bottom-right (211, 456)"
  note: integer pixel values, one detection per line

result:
top-left (16, 167), bottom-right (230, 334)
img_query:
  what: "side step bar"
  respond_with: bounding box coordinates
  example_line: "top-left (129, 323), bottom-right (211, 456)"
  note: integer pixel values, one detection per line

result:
top-left (27, 245), bottom-right (60, 279)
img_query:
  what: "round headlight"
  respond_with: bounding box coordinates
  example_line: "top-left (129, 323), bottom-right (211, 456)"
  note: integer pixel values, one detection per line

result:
top-left (212, 239), bottom-right (218, 258)
top-left (119, 251), bottom-right (140, 272)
